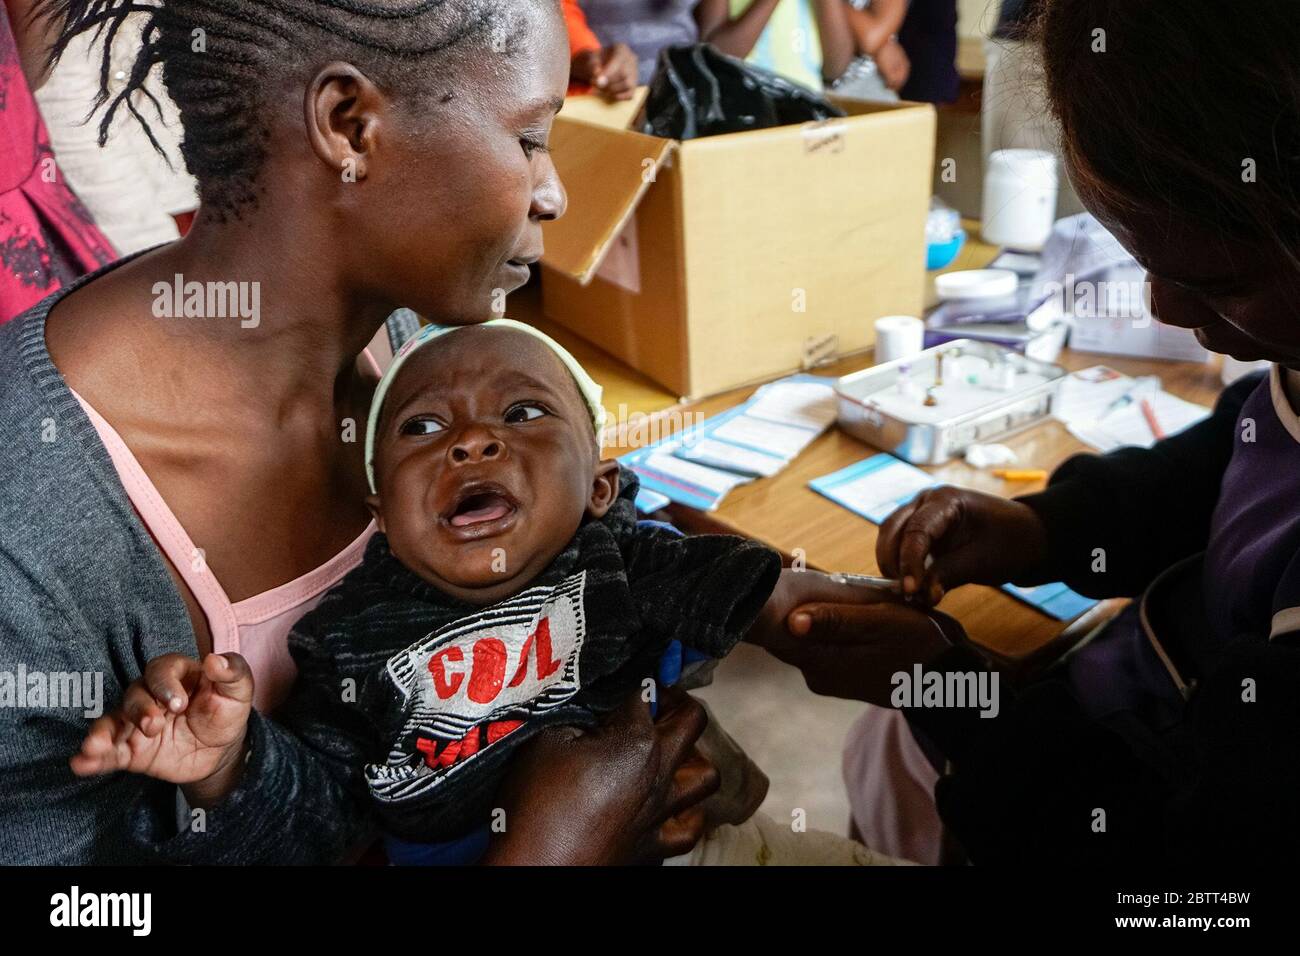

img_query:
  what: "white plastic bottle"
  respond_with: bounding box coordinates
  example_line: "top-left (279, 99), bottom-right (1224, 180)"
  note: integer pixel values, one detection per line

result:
top-left (982, 149), bottom-right (1060, 251)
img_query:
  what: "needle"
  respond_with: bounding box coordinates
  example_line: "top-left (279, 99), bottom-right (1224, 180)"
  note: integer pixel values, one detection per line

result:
top-left (1099, 376), bottom-right (1160, 421)
top-left (828, 572), bottom-right (903, 593)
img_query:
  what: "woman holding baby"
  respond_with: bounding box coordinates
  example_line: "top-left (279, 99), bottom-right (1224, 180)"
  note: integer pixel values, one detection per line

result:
top-left (0, 0), bottom-right (715, 866)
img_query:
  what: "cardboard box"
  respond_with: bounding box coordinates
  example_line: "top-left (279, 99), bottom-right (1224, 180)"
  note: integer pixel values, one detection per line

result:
top-left (539, 98), bottom-right (937, 398)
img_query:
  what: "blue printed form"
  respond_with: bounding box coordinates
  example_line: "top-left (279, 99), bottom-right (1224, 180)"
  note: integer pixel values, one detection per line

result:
top-left (622, 440), bottom-right (753, 512)
top-left (1002, 583), bottom-right (1098, 622)
top-left (633, 488), bottom-right (672, 514)
top-left (809, 454), bottom-right (940, 524)
top-left (621, 375), bottom-right (838, 512)
top-left (810, 454), bottom-right (1099, 622)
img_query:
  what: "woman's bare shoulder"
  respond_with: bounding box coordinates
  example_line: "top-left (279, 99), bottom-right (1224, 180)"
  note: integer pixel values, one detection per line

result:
top-left (43, 248), bottom-right (179, 401)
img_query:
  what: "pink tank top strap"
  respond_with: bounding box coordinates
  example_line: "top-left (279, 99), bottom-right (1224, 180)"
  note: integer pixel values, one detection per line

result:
top-left (70, 388), bottom-right (242, 651)
top-left (231, 532), bottom-right (369, 627)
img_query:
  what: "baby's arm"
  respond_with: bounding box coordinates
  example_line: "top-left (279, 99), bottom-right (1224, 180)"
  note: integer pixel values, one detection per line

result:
top-left (625, 530), bottom-right (782, 658)
top-left (624, 525), bottom-right (897, 659)
top-left (744, 568), bottom-right (901, 655)
top-left (70, 652), bottom-right (254, 808)
top-left (71, 632), bottom-right (380, 865)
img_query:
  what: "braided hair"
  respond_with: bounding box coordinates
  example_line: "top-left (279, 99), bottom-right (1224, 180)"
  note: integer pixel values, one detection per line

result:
top-left (37, 0), bottom-right (533, 217)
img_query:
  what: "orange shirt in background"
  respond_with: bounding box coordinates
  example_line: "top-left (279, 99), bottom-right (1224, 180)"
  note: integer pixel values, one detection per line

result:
top-left (564, 0), bottom-right (601, 54)
top-left (563, 0), bottom-right (601, 93)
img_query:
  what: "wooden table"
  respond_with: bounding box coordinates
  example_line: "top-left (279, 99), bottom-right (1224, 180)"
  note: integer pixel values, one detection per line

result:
top-left (625, 349), bottom-right (1224, 662)
top-left (514, 229), bottom-right (1226, 662)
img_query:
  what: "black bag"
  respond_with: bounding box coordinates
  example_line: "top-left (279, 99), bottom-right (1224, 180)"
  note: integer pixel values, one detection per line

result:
top-left (639, 43), bottom-right (846, 141)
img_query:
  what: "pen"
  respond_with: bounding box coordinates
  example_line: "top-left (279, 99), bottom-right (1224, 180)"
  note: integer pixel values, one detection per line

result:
top-left (993, 468), bottom-right (1049, 481)
top-left (1140, 398), bottom-right (1166, 440)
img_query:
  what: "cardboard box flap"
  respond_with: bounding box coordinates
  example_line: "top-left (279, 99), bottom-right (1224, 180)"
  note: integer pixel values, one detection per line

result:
top-left (542, 117), bottom-right (675, 285)
top-left (556, 87), bottom-right (649, 131)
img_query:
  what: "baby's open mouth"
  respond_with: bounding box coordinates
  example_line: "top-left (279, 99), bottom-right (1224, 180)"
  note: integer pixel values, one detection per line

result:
top-left (445, 485), bottom-right (519, 528)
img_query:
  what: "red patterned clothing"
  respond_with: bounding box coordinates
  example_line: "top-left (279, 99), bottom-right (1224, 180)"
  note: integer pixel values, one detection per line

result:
top-left (1, 8), bottom-right (115, 324)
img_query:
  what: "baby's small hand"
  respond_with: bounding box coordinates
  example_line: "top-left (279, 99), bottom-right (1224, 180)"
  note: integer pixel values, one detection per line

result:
top-left (747, 568), bottom-right (898, 655)
top-left (70, 653), bottom-right (254, 802)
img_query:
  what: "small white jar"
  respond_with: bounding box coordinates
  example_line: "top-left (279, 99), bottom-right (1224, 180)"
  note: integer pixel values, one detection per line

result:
top-left (982, 149), bottom-right (1060, 252)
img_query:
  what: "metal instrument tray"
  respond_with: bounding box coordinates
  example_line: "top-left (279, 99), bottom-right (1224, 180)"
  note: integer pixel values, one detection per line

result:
top-left (835, 339), bottom-right (1067, 465)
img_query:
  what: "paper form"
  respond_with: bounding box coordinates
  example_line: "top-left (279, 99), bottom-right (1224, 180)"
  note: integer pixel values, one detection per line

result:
top-left (745, 381), bottom-right (839, 431)
top-left (1067, 391), bottom-right (1211, 451)
top-left (1055, 366), bottom-right (1210, 452)
top-left (620, 374), bottom-right (838, 512)
top-left (1053, 366), bottom-right (1142, 423)
top-left (1003, 583), bottom-right (1098, 621)
top-left (626, 445), bottom-right (753, 512)
top-left (645, 448), bottom-right (750, 494)
top-left (809, 454), bottom-right (941, 524)
top-left (634, 488), bottom-right (671, 514)
top-left (711, 414), bottom-right (821, 459)
top-left (677, 437), bottom-right (787, 477)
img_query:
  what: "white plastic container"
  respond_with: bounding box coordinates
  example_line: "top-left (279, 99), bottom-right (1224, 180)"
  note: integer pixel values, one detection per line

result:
top-left (982, 149), bottom-right (1060, 252)
top-left (874, 315), bottom-right (925, 364)
top-left (934, 269), bottom-right (1020, 302)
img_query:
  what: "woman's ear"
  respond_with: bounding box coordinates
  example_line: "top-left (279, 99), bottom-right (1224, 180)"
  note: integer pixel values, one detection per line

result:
top-left (365, 493), bottom-right (386, 533)
top-left (304, 61), bottom-right (386, 183)
top-left (587, 459), bottom-right (621, 519)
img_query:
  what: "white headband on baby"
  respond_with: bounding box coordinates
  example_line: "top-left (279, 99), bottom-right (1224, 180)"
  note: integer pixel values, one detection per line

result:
top-left (364, 318), bottom-right (608, 493)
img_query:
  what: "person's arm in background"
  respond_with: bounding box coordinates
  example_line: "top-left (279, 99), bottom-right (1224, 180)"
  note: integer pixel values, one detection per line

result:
top-left (809, 0), bottom-right (854, 84)
top-left (5, 0), bottom-right (60, 89)
top-left (563, 0), bottom-right (601, 57)
top-left (845, 0), bottom-right (907, 54)
top-left (563, 0), bottom-right (638, 99)
top-left (694, 0), bottom-right (781, 60)
top-left (843, 0), bottom-right (910, 89)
